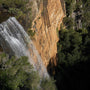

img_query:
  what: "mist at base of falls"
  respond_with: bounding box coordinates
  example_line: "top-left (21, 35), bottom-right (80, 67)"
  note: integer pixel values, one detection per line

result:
top-left (0, 17), bottom-right (49, 79)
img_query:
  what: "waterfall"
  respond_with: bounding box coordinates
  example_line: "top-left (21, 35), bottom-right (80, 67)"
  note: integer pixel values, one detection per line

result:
top-left (0, 17), bottom-right (49, 78)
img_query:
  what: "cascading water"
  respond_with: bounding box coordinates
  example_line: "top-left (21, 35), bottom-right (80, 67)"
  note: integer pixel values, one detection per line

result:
top-left (0, 17), bottom-right (49, 78)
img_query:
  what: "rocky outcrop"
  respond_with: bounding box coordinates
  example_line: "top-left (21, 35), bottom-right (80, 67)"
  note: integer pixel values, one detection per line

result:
top-left (31, 0), bottom-right (65, 66)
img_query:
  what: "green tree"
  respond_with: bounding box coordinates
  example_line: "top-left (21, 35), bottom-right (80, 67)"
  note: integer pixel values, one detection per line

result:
top-left (0, 53), bottom-right (40, 90)
top-left (57, 28), bottom-right (89, 66)
top-left (41, 78), bottom-right (57, 90)
top-left (82, 0), bottom-right (90, 29)
top-left (0, 0), bottom-right (32, 30)
top-left (56, 28), bottom-right (90, 90)
top-left (63, 17), bottom-right (74, 29)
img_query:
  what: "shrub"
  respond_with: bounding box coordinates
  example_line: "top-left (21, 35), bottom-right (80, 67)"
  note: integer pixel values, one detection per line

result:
top-left (41, 78), bottom-right (57, 90)
top-left (0, 53), bottom-right (40, 90)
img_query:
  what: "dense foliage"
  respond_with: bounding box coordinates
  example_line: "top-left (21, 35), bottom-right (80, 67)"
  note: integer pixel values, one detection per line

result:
top-left (0, 53), bottom-right (56, 90)
top-left (55, 25), bottom-right (90, 90)
top-left (0, 0), bottom-right (27, 19)
top-left (82, 0), bottom-right (90, 29)
top-left (54, 0), bottom-right (90, 90)
top-left (0, 0), bottom-right (32, 30)
top-left (64, 0), bottom-right (90, 30)
top-left (57, 28), bottom-right (89, 66)
top-left (0, 53), bottom-right (39, 90)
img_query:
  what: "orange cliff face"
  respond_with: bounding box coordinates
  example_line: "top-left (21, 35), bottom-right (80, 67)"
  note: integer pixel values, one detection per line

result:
top-left (31, 0), bottom-right (65, 67)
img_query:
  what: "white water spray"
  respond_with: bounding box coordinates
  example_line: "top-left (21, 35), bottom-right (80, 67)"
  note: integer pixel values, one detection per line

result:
top-left (0, 17), bottom-right (49, 78)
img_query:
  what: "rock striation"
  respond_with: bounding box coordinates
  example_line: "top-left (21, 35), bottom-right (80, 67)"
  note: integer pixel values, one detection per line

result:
top-left (31, 0), bottom-right (65, 66)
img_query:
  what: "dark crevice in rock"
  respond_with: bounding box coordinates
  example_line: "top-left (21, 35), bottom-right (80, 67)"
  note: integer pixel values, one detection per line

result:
top-left (47, 56), bottom-right (57, 76)
top-left (42, 0), bottom-right (51, 28)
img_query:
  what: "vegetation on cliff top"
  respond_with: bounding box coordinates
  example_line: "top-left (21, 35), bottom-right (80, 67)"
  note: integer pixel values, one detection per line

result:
top-left (0, 0), bottom-right (29, 21)
top-left (0, 0), bottom-right (36, 37)
top-left (0, 0), bottom-right (32, 30)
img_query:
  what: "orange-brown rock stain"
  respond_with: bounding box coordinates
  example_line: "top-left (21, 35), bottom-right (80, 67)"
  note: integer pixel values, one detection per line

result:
top-left (32, 0), bottom-right (65, 67)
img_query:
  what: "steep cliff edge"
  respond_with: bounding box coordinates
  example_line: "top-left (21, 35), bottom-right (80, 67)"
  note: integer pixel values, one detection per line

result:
top-left (0, 0), bottom-right (65, 67)
top-left (31, 0), bottom-right (65, 66)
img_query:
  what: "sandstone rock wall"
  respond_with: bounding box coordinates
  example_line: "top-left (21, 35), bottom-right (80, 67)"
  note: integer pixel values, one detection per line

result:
top-left (31, 0), bottom-right (65, 66)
